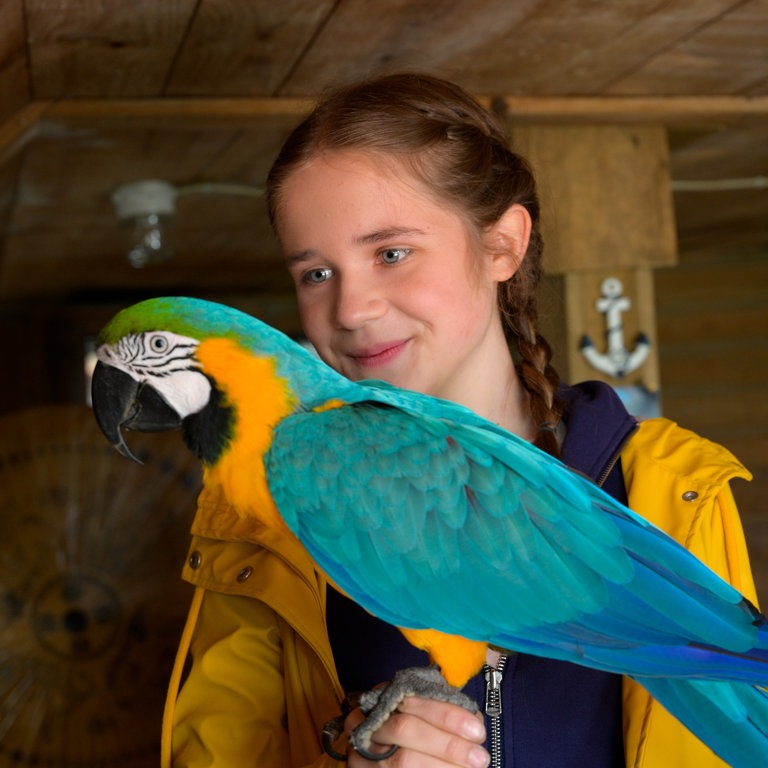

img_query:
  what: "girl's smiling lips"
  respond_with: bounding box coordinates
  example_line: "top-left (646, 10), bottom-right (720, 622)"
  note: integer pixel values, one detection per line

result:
top-left (347, 340), bottom-right (409, 368)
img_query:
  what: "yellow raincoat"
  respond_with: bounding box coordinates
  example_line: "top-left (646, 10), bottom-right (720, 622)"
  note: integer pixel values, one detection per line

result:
top-left (164, 416), bottom-right (756, 768)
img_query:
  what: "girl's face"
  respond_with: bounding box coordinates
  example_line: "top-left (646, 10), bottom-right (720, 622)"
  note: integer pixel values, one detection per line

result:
top-left (276, 150), bottom-right (523, 412)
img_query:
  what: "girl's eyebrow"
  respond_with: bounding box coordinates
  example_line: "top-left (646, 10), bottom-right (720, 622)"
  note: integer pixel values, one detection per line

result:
top-left (285, 249), bottom-right (317, 268)
top-left (356, 227), bottom-right (426, 245)
top-left (286, 227), bottom-right (426, 266)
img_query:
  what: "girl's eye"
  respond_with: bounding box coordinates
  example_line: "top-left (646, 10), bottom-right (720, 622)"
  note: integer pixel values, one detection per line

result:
top-left (379, 247), bottom-right (410, 265)
top-left (304, 267), bottom-right (333, 285)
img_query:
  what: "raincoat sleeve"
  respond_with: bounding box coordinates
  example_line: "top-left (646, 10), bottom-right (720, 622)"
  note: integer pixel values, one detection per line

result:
top-left (164, 484), bottom-right (344, 768)
top-left (619, 417), bottom-right (757, 768)
top-left (167, 588), bottom-right (342, 768)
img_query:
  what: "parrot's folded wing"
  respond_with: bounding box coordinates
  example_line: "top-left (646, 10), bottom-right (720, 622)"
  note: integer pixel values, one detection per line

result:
top-left (266, 401), bottom-right (768, 683)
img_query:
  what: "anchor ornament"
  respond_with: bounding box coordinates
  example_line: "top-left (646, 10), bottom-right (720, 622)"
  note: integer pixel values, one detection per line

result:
top-left (580, 276), bottom-right (650, 379)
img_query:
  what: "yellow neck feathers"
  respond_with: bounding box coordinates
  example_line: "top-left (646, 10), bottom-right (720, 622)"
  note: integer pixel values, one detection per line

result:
top-left (398, 628), bottom-right (488, 687)
top-left (195, 337), bottom-right (297, 532)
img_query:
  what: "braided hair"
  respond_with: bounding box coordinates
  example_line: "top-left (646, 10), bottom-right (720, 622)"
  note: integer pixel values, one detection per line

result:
top-left (266, 72), bottom-right (564, 457)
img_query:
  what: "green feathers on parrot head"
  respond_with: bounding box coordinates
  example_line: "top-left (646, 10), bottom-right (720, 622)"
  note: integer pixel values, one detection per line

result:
top-left (91, 297), bottom-right (319, 468)
top-left (96, 296), bottom-right (248, 348)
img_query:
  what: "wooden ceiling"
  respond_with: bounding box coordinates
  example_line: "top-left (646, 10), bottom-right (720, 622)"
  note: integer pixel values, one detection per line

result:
top-left (1, 0), bottom-right (767, 312)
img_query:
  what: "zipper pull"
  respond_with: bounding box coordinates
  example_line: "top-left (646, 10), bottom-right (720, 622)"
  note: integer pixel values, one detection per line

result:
top-left (484, 666), bottom-right (503, 717)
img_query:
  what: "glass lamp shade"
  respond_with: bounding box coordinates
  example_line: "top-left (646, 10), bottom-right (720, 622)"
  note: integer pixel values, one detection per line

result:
top-left (124, 212), bottom-right (173, 268)
top-left (111, 181), bottom-right (176, 268)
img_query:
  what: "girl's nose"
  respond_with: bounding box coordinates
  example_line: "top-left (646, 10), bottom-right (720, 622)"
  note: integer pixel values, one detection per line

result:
top-left (333, 274), bottom-right (386, 329)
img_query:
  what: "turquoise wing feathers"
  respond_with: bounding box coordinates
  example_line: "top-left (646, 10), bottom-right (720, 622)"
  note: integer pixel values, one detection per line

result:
top-left (267, 399), bottom-right (766, 675)
top-left (267, 392), bottom-right (768, 768)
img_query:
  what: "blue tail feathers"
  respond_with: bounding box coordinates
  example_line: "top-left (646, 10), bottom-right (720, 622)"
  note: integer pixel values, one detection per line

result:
top-left (638, 676), bottom-right (768, 767)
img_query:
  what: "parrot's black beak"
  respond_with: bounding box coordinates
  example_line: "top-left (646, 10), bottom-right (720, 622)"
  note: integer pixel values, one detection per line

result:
top-left (91, 361), bottom-right (182, 463)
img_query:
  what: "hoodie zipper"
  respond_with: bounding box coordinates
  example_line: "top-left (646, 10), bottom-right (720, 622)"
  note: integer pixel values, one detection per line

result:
top-left (484, 654), bottom-right (508, 768)
top-left (595, 423), bottom-right (639, 488)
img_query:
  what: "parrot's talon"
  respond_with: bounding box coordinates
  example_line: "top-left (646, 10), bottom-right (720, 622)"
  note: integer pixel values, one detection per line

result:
top-left (320, 707), bottom-right (400, 761)
top-left (321, 714), bottom-right (348, 761)
top-left (351, 743), bottom-right (399, 762)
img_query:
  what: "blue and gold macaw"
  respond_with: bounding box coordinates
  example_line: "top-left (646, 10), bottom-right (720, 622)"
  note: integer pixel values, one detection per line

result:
top-left (91, 296), bottom-right (768, 766)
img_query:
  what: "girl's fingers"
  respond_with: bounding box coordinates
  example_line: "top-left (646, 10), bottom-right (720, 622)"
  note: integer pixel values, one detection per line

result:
top-left (346, 697), bottom-right (490, 768)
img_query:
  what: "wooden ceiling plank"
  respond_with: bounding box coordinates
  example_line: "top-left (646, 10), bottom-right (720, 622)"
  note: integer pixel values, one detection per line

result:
top-left (0, 0), bottom-right (765, 304)
top-left (186, 122), bottom-right (298, 184)
top-left (14, 127), bottom-right (254, 210)
top-left (607, 0), bottom-right (768, 96)
top-left (164, 0), bottom-right (337, 96)
top-left (25, 0), bottom-right (200, 98)
top-left (43, 96), bottom-right (314, 117)
top-left (671, 125), bottom-right (768, 178)
top-left (0, 0), bottom-right (30, 123)
top-left (451, 0), bottom-right (742, 96)
top-left (277, 0), bottom-right (542, 96)
top-left (673, 189), bottom-right (768, 253)
top-left (277, 0), bottom-right (746, 98)
top-left (0, 153), bottom-right (23, 277)
top-left (4, 121), bottom-right (286, 300)
top-left (520, 0), bottom-right (742, 95)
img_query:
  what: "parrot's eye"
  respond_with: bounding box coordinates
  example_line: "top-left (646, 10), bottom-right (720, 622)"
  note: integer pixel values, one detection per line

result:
top-left (148, 334), bottom-right (169, 353)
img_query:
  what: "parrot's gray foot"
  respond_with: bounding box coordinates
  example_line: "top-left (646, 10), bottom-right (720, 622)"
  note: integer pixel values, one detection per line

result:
top-left (349, 665), bottom-right (478, 757)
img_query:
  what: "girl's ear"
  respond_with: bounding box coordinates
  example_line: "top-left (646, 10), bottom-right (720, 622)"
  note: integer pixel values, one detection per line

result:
top-left (487, 203), bottom-right (532, 282)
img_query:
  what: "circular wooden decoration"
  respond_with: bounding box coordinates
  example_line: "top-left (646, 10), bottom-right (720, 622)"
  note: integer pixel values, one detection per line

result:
top-left (0, 405), bottom-right (201, 767)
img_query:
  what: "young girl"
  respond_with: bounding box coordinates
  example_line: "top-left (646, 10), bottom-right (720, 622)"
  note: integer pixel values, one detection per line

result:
top-left (166, 73), bottom-right (757, 768)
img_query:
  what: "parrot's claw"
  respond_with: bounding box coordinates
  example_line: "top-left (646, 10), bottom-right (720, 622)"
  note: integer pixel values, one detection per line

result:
top-left (349, 666), bottom-right (478, 756)
top-left (321, 714), bottom-right (348, 761)
top-left (321, 707), bottom-right (398, 762)
top-left (349, 743), bottom-right (399, 762)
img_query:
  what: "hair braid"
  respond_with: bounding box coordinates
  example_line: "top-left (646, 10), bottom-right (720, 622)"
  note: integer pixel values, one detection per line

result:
top-left (500, 268), bottom-right (564, 457)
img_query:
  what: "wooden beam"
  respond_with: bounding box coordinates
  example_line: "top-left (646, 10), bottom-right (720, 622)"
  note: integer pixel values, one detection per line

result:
top-left (43, 97), bottom-right (314, 120)
top-left (512, 125), bottom-right (677, 273)
top-left (33, 94), bottom-right (768, 125)
top-left (511, 125), bottom-right (676, 393)
top-left (34, 98), bottom-right (315, 133)
top-left (0, 102), bottom-right (50, 163)
top-left (487, 95), bottom-right (768, 124)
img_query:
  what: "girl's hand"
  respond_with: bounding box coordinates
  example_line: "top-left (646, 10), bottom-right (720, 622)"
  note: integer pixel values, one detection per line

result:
top-left (345, 696), bottom-right (490, 768)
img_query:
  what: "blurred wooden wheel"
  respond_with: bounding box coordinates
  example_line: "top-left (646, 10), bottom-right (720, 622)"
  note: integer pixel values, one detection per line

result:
top-left (0, 405), bottom-right (201, 767)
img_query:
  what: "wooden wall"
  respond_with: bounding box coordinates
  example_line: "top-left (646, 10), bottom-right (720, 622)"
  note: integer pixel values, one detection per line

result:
top-left (523, 121), bottom-right (767, 605)
top-left (538, 244), bottom-right (768, 607)
top-left (655, 248), bottom-right (768, 603)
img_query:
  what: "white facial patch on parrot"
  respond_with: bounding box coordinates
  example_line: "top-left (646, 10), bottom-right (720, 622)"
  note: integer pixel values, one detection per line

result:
top-left (96, 331), bottom-right (212, 418)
